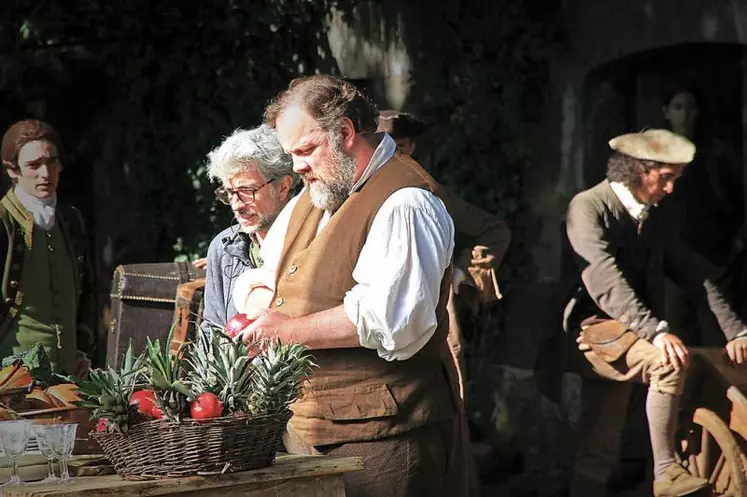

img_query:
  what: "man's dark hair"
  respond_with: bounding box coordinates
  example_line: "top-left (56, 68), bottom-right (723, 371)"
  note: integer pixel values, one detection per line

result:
top-left (264, 74), bottom-right (379, 134)
top-left (606, 152), bottom-right (661, 186)
top-left (1, 119), bottom-right (63, 171)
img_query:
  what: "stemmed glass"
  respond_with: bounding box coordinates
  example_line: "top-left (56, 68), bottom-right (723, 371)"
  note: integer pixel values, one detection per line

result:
top-left (32, 425), bottom-right (60, 484)
top-left (51, 423), bottom-right (77, 483)
top-left (0, 420), bottom-right (31, 487)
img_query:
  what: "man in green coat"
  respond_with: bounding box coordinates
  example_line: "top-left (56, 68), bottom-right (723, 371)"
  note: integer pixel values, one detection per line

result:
top-left (0, 119), bottom-right (95, 376)
top-left (563, 129), bottom-right (747, 497)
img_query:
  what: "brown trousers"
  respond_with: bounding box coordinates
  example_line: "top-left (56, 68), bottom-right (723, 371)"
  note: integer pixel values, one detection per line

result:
top-left (283, 290), bottom-right (478, 497)
top-left (285, 417), bottom-right (464, 497)
top-left (569, 327), bottom-right (686, 496)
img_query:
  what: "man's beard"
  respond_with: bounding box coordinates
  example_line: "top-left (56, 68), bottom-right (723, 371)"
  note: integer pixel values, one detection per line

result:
top-left (235, 188), bottom-right (280, 235)
top-left (306, 132), bottom-right (356, 211)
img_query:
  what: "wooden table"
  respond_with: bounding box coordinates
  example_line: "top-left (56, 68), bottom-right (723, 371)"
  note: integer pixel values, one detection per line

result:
top-left (1, 454), bottom-right (363, 497)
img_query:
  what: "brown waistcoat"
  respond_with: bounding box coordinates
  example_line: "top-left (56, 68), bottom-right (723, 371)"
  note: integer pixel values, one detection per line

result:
top-left (272, 153), bottom-right (456, 446)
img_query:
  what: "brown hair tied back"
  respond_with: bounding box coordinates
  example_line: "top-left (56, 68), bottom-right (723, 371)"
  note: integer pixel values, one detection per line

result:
top-left (1, 119), bottom-right (63, 171)
top-left (264, 74), bottom-right (379, 135)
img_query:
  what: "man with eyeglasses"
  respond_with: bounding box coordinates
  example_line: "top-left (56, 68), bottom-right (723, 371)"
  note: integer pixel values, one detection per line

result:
top-left (200, 124), bottom-right (299, 330)
top-left (0, 119), bottom-right (95, 377)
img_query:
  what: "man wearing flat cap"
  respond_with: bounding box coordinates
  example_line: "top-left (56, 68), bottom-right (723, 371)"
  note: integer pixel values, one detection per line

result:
top-left (0, 119), bottom-right (95, 376)
top-left (562, 129), bottom-right (747, 497)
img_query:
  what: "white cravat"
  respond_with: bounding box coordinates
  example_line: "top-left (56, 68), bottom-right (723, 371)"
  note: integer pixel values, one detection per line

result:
top-left (14, 186), bottom-right (57, 230)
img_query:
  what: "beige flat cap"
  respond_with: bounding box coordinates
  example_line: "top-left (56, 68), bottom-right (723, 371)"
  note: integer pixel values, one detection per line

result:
top-left (608, 129), bottom-right (695, 164)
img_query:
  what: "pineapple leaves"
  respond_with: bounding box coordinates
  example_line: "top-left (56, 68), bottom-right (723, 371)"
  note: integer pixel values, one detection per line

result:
top-left (247, 339), bottom-right (315, 415)
top-left (78, 323), bottom-right (315, 431)
top-left (74, 342), bottom-right (145, 434)
top-left (144, 330), bottom-right (191, 422)
top-left (185, 328), bottom-right (313, 416)
top-left (186, 327), bottom-right (254, 413)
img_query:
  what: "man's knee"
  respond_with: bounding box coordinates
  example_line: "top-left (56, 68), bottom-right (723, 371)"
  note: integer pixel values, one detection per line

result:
top-left (649, 359), bottom-right (688, 396)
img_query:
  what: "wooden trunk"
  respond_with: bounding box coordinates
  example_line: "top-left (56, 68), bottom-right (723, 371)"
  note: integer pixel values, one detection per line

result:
top-left (107, 262), bottom-right (205, 368)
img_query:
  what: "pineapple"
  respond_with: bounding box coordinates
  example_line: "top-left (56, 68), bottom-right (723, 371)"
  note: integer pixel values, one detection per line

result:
top-left (144, 332), bottom-right (191, 422)
top-left (184, 329), bottom-right (218, 398)
top-left (76, 343), bottom-right (145, 434)
top-left (186, 328), bottom-right (254, 414)
top-left (247, 339), bottom-right (315, 415)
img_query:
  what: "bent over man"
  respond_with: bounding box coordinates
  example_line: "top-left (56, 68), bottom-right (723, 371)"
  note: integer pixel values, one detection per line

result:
top-left (563, 129), bottom-right (747, 497)
top-left (201, 125), bottom-right (298, 330)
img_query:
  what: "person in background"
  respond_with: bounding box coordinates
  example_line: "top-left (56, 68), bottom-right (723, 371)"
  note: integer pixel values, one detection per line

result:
top-left (0, 119), bottom-right (95, 376)
top-left (377, 110), bottom-right (512, 402)
top-left (200, 124), bottom-right (298, 330)
top-left (563, 128), bottom-right (747, 497)
top-left (378, 110), bottom-right (510, 494)
top-left (660, 80), bottom-right (745, 346)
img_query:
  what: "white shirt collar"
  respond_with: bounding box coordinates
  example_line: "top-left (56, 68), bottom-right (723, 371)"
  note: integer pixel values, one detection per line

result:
top-left (14, 186), bottom-right (57, 230)
top-left (609, 181), bottom-right (649, 222)
top-left (349, 133), bottom-right (397, 194)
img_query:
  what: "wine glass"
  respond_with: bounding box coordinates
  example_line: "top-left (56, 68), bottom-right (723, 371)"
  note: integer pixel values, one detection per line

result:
top-left (51, 423), bottom-right (77, 483)
top-left (31, 425), bottom-right (60, 484)
top-left (0, 419), bottom-right (31, 487)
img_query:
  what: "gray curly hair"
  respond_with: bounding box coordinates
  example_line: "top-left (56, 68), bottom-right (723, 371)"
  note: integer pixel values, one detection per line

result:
top-left (206, 124), bottom-right (299, 186)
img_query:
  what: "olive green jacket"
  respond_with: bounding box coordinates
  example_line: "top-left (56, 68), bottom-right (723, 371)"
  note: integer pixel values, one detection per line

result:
top-left (0, 190), bottom-right (96, 359)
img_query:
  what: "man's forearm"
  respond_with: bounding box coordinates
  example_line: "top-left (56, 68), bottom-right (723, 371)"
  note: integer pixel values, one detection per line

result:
top-left (282, 305), bottom-right (360, 350)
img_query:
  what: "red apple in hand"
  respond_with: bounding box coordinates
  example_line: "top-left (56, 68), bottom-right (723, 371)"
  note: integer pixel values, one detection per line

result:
top-left (225, 313), bottom-right (254, 339)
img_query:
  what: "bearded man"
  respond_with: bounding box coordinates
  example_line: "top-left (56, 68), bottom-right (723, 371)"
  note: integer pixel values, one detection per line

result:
top-left (236, 75), bottom-right (469, 497)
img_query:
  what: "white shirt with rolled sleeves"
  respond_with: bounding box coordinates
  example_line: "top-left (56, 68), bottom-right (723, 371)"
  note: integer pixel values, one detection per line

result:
top-left (259, 134), bottom-right (455, 361)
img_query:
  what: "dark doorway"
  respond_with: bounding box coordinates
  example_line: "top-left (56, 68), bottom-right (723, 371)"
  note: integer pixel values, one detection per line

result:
top-left (582, 42), bottom-right (743, 186)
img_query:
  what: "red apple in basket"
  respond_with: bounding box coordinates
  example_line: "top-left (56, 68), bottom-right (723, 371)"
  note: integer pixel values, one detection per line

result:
top-left (225, 313), bottom-right (254, 339)
top-left (190, 392), bottom-right (224, 420)
top-left (130, 389), bottom-right (157, 418)
top-left (96, 417), bottom-right (109, 433)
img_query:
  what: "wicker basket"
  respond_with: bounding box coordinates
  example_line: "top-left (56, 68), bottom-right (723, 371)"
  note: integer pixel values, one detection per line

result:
top-left (92, 409), bottom-right (292, 479)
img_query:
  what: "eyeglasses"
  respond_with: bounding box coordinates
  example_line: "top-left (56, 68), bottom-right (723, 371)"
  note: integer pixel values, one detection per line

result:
top-left (214, 179), bottom-right (275, 205)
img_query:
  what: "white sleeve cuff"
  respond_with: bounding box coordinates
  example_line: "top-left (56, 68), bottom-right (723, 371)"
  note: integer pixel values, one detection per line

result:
top-left (655, 320), bottom-right (670, 334)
